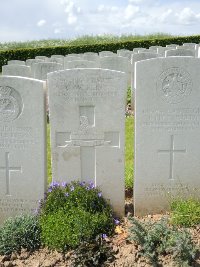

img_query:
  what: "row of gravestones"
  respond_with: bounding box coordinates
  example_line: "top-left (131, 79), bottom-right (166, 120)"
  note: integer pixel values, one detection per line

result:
top-left (2, 42), bottom-right (199, 83)
top-left (0, 44), bottom-right (200, 224)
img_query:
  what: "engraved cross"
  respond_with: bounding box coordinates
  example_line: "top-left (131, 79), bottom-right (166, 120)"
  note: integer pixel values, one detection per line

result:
top-left (0, 152), bottom-right (22, 195)
top-left (158, 135), bottom-right (186, 180)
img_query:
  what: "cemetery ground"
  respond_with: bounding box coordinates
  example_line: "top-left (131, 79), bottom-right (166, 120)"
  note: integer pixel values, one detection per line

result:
top-left (0, 113), bottom-right (200, 267)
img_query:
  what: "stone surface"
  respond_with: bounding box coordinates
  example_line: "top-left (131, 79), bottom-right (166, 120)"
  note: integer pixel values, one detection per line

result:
top-left (35, 56), bottom-right (48, 60)
top-left (99, 51), bottom-right (117, 57)
top-left (26, 59), bottom-right (44, 67)
top-left (2, 65), bottom-right (32, 78)
top-left (82, 52), bottom-right (99, 62)
top-left (157, 47), bottom-right (173, 56)
top-left (47, 57), bottom-right (64, 66)
top-left (100, 56), bottom-right (129, 73)
top-left (33, 62), bottom-right (63, 80)
top-left (131, 52), bottom-right (161, 109)
top-left (134, 57), bottom-right (200, 216)
top-left (48, 68), bottom-right (127, 216)
top-left (165, 48), bottom-right (195, 57)
top-left (0, 76), bottom-right (46, 224)
top-left (117, 50), bottom-right (133, 60)
top-left (7, 60), bottom-right (25, 66)
top-left (100, 56), bottom-right (130, 86)
top-left (64, 60), bottom-right (99, 69)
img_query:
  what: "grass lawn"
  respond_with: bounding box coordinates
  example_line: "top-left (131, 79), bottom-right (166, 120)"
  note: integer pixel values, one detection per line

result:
top-left (47, 116), bottom-right (134, 189)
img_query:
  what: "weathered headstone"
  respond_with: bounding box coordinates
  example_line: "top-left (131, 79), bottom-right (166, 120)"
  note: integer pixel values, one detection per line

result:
top-left (48, 68), bottom-right (127, 216)
top-left (157, 47), bottom-right (173, 56)
top-left (33, 62), bottom-right (63, 80)
top-left (82, 53), bottom-right (99, 62)
top-left (0, 76), bottom-right (46, 224)
top-left (165, 49), bottom-right (195, 57)
top-left (7, 60), bottom-right (26, 66)
top-left (166, 44), bottom-right (178, 48)
top-left (134, 57), bottom-right (200, 216)
top-left (35, 56), bottom-right (48, 61)
top-left (64, 60), bottom-right (99, 69)
top-left (133, 48), bottom-right (146, 53)
top-left (2, 65), bottom-right (32, 78)
top-left (99, 51), bottom-right (117, 57)
top-left (47, 57), bottom-right (64, 66)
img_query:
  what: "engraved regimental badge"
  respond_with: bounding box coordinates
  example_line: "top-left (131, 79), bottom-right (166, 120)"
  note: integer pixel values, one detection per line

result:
top-left (157, 67), bottom-right (192, 104)
top-left (0, 86), bottom-right (23, 121)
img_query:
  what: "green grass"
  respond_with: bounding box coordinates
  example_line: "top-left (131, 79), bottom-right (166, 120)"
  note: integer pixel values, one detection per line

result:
top-left (0, 33), bottom-right (175, 51)
top-left (170, 198), bottom-right (200, 227)
top-left (47, 116), bottom-right (134, 190)
top-left (125, 116), bottom-right (134, 189)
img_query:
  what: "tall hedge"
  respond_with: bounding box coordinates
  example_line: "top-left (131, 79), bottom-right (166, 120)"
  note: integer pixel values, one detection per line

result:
top-left (0, 35), bottom-right (200, 72)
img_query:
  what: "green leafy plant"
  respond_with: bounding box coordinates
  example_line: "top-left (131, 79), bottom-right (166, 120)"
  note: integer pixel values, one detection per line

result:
top-left (39, 181), bottom-right (115, 252)
top-left (170, 198), bottom-right (200, 227)
top-left (0, 214), bottom-right (41, 255)
top-left (128, 217), bottom-right (198, 266)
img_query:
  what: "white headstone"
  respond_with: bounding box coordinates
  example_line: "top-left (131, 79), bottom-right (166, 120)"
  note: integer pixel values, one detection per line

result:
top-left (133, 48), bottom-right (146, 53)
top-left (48, 68), bottom-right (127, 216)
top-left (47, 57), bottom-right (64, 66)
top-left (166, 44), bottom-right (178, 48)
top-left (26, 59), bottom-right (44, 67)
top-left (7, 60), bottom-right (25, 66)
top-left (82, 53), bottom-right (99, 62)
top-left (33, 62), bottom-right (63, 80)
top-left (157, 47), bottom-right (173, 56)
top-left (134, 57), bottom-right (200, 216)
top-left (64, 60), bottom-right (99, 69)
top-left (51, 55), bottom-right (64, 59)
top-left (2, 65), bottom-right (32, 78)
top-left (100, 56), bottom-right (129, 73)
top-left (165, 49), bottom-right (195, 57)
top-left (131, 52), bottom-right (161, 109)
top-left (35, 56), bottom-right (48, 61)
top-left (117, 50), bottom-right (133, 60)
top-left (99, 51), bottom-right (117, 57)
top-left (0, 76), bottom-right (46, 224)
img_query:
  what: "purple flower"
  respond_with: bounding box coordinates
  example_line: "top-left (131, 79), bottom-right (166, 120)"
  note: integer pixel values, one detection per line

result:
top-left (114, 219), bottom-right (120, 225)
top-left (48, 187), bottom-right (52, 193)
top-left (89, 181), bottom-right (95, 189)
top-left (102, 234), bottom-right (107, 239)
top-left (98, 192), bottom-right (102, 198)
top-left (50, 181), bottom-right (60, 188)
top-left (65, 193), bottom-right (69, 197)
top-left (61, 182), bottom-right (67, 187)
top-left (79, 181), bottom-right (85, 187)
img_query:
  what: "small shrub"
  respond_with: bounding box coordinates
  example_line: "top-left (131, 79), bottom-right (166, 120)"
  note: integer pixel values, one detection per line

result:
top-left (0, 214), bottom-right (41, 255)
top-left (39, 181), bottom-right (115, 252)
top-left (128, 217), bottom-right (198, 266)
top-left (170, 198), bottom-right (200, 227)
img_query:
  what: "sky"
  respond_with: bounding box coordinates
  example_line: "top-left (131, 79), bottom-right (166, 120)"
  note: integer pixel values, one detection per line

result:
top-left (1, 0), bottom-right (200, 43)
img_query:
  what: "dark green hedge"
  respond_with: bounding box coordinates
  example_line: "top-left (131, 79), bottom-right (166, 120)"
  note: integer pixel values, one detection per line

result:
top-left (1, 35), bottom-right (200, 72)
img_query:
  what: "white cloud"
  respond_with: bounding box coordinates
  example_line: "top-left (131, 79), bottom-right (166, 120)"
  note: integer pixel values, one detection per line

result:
top-left (176, 7), bottom-right (200, 25)
top-left (128, 0), bottom-right (143, 3)
top-left (60, 0), bottom-right (81, 25)
top-left (37, 19), bottom-right (46, 27)
top-left (124, 4), bottom-right (140, 20)
top-left (159, 9), bottom-right (173, 23)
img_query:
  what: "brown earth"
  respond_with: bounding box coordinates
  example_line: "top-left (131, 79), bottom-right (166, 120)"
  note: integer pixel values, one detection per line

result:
top-left (0, 194), bottom-right (199, 267)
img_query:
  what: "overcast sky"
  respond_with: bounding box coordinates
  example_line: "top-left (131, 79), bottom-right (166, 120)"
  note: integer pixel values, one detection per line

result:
top-left (1, 0), bottom-right (200, 43)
